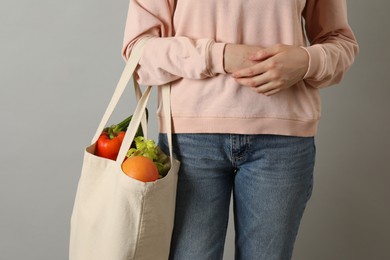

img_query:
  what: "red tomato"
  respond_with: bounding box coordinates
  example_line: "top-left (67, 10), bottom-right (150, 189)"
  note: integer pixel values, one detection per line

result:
top-left (95, 131), bottom-right (126, 160)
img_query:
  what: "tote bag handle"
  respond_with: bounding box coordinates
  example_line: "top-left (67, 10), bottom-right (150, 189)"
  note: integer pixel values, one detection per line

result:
top-left (91, 37), bottom-right (150, 145)
top-left (90, 36), bottom-right (174, 163)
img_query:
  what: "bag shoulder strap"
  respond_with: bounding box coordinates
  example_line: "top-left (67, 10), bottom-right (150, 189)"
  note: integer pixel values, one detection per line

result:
top-left (89, 36), bottom-right (174, 163)
top-left (91, 37), bottom-right (151, 144)
top-left (161, 84), bottom-right (174, 159)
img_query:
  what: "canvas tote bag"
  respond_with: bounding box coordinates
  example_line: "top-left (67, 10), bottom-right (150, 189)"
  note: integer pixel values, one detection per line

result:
top-left (69, 37), bottom-right (180, 260)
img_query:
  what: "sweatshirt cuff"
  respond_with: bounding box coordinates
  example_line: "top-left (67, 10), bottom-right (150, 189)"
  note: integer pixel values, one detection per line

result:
top-left (301, 45), bottom-right (325, 79)
top-left (210, 42), bottom-right (227, 75)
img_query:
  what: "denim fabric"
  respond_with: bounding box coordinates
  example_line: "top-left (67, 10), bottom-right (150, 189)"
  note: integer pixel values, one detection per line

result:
top-left (158, 134), bottom-right (315, 260)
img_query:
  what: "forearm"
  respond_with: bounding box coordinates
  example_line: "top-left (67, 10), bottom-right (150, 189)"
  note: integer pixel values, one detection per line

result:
top-left (302, 36), bottom-right (358, 88)
top-left (122, 0), bottom-right (227, 85)
top-left (124, 36), bottom-right (226, 86)
top-left (302, 0), bottom-right (359, 88)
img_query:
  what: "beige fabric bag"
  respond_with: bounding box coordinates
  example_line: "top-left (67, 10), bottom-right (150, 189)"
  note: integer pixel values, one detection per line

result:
top-left (69, 38), bottom-right (179, 260)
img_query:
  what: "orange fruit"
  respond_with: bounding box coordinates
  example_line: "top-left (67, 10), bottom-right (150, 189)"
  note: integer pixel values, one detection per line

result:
top-left (121, 156), bottom-right (159, 182)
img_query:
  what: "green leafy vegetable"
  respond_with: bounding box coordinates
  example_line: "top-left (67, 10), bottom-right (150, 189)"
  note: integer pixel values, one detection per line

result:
top-left (127, 136), bottom-right (171, 178)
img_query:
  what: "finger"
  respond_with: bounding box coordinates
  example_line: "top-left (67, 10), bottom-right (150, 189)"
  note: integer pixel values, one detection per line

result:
top-left (249, 44), bottom-right (284, 61)
top-left (263, 88), bottom-right (281, 96)
top-left (249, 50), bottom-right (273, 61)
top-left (232, 62), bottom-right (267, 78)
top-left (235, 71), bottom-right (277, 89)
top-left (234, 71), bottom-right (272, 88)
top-left (254, 81), bottom-right (278, 94)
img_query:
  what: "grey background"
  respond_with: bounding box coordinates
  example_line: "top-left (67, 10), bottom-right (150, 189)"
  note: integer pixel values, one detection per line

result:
top-left (0, 0), bottom-right (389, 259)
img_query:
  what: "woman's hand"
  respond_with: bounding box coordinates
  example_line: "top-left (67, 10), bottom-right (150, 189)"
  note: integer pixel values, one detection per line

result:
top-left (231, 44), bottom-right (309, 96)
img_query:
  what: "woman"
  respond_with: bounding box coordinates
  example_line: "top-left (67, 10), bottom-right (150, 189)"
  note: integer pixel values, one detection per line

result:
top-left (122, 0), bottom-right (358, 259)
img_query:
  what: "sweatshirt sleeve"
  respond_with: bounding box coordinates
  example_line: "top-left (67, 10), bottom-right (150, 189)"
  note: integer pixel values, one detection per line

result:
top-left (122, 0), bottom-right (226, 86)
top-left (302, 0), bottom-right (359, 89)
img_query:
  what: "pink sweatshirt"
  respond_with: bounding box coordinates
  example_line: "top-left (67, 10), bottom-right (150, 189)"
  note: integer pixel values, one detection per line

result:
top-left (122, 0), bottom-right (358, 136)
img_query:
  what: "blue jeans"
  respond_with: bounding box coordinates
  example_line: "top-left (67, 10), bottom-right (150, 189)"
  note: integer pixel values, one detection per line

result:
top-left (158, 134), bottom-right (316, 260)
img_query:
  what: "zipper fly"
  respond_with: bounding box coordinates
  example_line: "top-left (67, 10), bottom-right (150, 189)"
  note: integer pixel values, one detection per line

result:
top-left (230, 134), bottom-right (251, 168)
